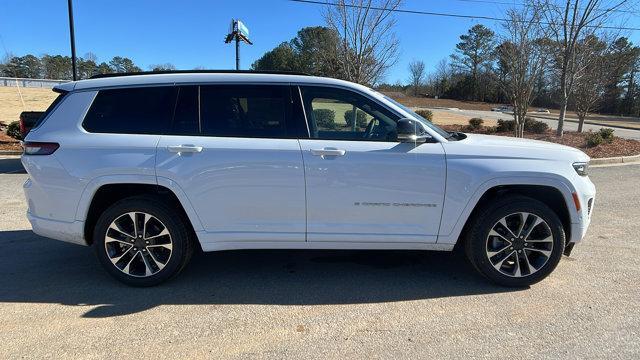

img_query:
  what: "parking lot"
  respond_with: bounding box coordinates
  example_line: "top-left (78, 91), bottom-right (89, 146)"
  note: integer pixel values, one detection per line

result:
top-left (0, 157), bottom-right (638, 359)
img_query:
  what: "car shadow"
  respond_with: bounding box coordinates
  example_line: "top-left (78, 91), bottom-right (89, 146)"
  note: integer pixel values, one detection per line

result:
top-left (0, 157), bottom-right (25, 174)
top-left (0, 230), bottom-right (524, 318)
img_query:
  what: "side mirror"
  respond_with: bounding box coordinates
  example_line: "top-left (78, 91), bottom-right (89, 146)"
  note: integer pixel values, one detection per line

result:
top-left (396, 118), bottom-right (430, 143)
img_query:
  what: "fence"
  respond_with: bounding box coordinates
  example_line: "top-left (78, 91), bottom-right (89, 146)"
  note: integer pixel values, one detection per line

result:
top-left (0, 77), bottom-right (69, 89)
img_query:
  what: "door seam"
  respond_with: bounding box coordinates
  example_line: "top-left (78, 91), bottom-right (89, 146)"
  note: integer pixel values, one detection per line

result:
top-left (297, 139), bottom-right (309, 242)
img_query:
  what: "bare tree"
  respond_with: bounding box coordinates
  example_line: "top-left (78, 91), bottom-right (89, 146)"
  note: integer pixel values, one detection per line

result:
top-left (323, 0), bottom-right (402, 85)
top-left (149, 63), bottom-right (176, 71)
top-left (541, 0), bottom-right (631, 136)
top-left (496, 5), bottom-right (549, 138)
top-left (408, 60), bottom-right (425, 96)
top-left (433, 58), bottom-right (452, 98)
top-left (574, 35), bottom-right (610, 131)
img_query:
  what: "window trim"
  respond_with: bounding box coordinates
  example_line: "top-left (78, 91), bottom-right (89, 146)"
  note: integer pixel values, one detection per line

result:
top-left (297, 86), bottom-right (312, 138)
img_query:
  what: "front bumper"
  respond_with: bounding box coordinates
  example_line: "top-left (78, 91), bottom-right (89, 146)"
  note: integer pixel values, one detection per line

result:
top-left (568, 176), bottom-right (596, 244)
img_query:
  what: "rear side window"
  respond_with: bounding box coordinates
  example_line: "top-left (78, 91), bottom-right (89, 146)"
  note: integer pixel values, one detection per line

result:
top-left (199, 85), bottom-right (290, 138)
top-left (83, 87), bottom-right (176, 134)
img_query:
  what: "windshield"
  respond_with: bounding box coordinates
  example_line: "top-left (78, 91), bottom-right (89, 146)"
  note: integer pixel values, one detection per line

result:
top-left (382, 95), bottom-right (451, 139)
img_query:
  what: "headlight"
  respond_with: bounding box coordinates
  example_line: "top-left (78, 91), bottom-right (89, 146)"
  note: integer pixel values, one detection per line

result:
top-left (573, 162), bottom-right (589, 176)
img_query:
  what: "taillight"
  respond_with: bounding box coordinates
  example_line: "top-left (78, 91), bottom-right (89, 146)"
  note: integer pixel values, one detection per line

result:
top-left (21, 141), bottom-right (60, 155)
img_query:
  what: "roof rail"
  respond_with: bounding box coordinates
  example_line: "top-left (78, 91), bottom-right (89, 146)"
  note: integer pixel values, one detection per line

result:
top-left (90, 70), bottom-right (310, 79)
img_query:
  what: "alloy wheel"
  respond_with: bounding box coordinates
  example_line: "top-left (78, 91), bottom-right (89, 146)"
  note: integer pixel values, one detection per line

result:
top-left (485, 212), bottom-right (554, 278)
top-left (104, 212), bottom-right (173, 277)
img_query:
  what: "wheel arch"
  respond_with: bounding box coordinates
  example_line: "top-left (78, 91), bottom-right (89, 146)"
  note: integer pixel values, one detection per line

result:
top-left (439, 176), bottom-right (578, 246)
top-left (80, 179), bottom-right (203, 246)
top-left (459, 185), bottom-right (571, 245)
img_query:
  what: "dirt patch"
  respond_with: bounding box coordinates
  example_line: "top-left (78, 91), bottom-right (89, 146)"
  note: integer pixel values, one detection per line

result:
top-left (442, 124), bottom-right (640, 158)
top-left (0, 87), bottom-right (58, 125)
top-left (385, 93), bottom-right (503, 111)
top-left (431, 110), bottom-right (498, 127)
top-left (0, 132), bottom-right (21, 151)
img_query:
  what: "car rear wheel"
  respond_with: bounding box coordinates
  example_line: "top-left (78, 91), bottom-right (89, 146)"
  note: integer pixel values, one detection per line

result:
top-left (94, 196), bottom-right (193, 286)
top-left (464, 195), bottom-right (566, 287)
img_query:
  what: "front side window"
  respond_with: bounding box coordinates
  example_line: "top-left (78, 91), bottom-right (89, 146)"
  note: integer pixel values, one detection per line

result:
top-left (83, 86), bottom-right (176, 134)
top-left (199, 85), bottom-right (290, 138)
top-left (300, 86), bottom-right (400, 141)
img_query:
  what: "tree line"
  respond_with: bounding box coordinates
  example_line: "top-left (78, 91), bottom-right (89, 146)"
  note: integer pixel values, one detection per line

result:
top-left (253, 0), bottom-right (638, 137)
top-left (3, 0), bottom-right (635, 137)
top-left (0, 52), bottom-right (177, 80)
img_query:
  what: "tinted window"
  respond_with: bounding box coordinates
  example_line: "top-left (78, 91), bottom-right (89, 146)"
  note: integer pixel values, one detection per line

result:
top-left (170, 86), bottom-right (199, 135)
top-left (83, 87), bottom-right (176, 134)
top-left (200, 85), bottom-right (290, 138)
top-left (300, 86), bottom-right (400, 141)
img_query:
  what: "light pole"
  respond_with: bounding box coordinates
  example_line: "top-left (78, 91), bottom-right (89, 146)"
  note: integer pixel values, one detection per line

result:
top-left (67, 0), bottom-right (77, 80)
top-left (224, 19), bottom-right (252, 70)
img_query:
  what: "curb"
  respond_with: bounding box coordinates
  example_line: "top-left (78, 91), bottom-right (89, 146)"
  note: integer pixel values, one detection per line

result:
top-left (590, 154), bottom-right (640, 165)
top-left (0, 150), bottom-right (21, 156)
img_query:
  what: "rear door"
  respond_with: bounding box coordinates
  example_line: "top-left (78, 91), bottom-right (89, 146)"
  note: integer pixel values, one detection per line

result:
top-left (297, 85), bottom-right (446, 243)
top-left (155, 84), bottom-right (307, 246)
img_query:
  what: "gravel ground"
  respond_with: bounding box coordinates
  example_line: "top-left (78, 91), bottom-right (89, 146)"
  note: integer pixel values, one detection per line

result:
top-left (0, 160), bottom-right (638, 359)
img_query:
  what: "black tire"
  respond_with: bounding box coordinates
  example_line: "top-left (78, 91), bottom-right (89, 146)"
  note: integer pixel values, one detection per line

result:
top-left (464, 195), bottom-right (565, 287)
top-left (93, 196), bottom-right (194, 287)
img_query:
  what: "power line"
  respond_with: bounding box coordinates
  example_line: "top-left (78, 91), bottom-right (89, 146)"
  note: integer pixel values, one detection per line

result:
top-left (289, 0), bottom-right (640, 31)
top-left (451, 0), bottom-right (638, 15)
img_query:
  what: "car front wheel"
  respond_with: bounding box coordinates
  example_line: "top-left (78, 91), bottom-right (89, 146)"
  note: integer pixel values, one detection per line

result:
top-left (93, 196), bottom-right (193, 286)
top-left (464, 195), bottom-right (566, 287)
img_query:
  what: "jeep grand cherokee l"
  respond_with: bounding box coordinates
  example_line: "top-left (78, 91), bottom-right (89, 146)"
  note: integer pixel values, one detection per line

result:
top-left (21, 71), bottom-right (596, 287)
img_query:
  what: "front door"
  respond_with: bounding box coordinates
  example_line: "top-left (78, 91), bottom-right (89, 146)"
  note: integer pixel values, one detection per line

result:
top-left (297, 86), bottom-right (446, 243)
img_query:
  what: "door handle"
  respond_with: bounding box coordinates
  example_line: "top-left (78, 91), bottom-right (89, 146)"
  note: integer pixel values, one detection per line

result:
top-left (167, 145), bottom-right (203, 153)
top-left (310, 148), bottom-right (346, 157)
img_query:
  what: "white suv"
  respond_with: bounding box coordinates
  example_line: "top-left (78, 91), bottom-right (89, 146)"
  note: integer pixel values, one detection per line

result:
top-left (22, 71), bottom-right (595, 287)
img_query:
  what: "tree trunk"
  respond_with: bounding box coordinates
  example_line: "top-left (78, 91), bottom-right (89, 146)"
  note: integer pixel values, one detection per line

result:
top-left (557, 99), bottom-right (568, 137)
top-left (556, 65), bottom-right (568, 137)
top-left (351, 104), bottom-right (357, 131)
top-left (577, 114), bottom-right (585, 132)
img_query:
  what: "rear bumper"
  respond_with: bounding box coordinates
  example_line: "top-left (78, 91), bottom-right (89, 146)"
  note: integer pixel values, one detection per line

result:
top-left (27, 211), bottom-right (87, 246)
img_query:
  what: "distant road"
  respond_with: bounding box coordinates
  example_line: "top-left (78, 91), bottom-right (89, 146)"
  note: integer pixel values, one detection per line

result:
top-left (434, 108), bottom-right (640, 140)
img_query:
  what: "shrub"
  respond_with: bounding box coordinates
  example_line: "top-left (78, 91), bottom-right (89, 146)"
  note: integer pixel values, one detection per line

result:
top-left (586, 131), bottom-right (604, 147)
top-left (497, 119), bottom-right (515, 132)
top-left (6, 121), bottom-right (21, 140)
top-left (485, 126), bottom-right (497, 134)
top-left (598, 128), bottom-right (615, 143)
top-left (524, 117), bottom-right (549, 134)
top-left (468, 118), bottom-right (484, 130)
top-left (344, 109), bottom-right (368, 129)
top-left (313, 109), bottom-right (336, 129)
top-left (415, 109), bottom-right (433, 121)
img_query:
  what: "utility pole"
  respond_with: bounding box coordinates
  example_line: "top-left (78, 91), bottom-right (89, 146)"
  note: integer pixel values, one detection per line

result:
top-left (225, 19), bottom-right (252, 70)
top-left (235, 36), bottom-right (240, 70)
top-left (67, 0), bottom-right (77, 80)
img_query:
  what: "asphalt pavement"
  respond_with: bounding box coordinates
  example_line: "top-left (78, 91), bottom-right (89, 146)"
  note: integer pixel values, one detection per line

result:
top-left (0, 162), bottom-right (639, 359)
